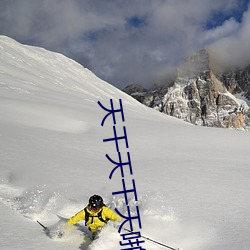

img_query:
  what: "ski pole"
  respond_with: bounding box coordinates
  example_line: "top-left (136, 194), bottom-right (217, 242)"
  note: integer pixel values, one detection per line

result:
top-left (123, 228), bottom-right (181, 250)
top-left (37, 220), bottom-right (48, 230)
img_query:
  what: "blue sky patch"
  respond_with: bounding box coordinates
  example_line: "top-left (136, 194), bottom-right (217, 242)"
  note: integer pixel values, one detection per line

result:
top-left (206, 0), bottom-right (249, 29)
top-left (126, 15), bottom-right (148, 28)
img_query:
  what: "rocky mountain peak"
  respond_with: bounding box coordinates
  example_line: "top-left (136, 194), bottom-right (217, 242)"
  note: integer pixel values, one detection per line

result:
top-left (177, 48), bottom-right (210, 78)
top-left (123, 49), bottom-right (250, 130)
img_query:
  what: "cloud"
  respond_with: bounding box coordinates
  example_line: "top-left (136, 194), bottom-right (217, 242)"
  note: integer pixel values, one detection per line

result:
top-left (0, 0), bottom-right (249, 89)
top-left (200, 18), bottom-right (240, 45)
top-left (208, 4), bottom-right (250, 69)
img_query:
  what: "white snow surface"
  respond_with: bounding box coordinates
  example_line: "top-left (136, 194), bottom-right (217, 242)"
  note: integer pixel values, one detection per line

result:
top-left (0, 35), bottom-right (250, 250)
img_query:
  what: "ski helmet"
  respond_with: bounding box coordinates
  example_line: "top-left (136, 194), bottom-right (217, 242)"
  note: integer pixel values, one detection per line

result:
top-left (89, 195), bottom-right (104, 211)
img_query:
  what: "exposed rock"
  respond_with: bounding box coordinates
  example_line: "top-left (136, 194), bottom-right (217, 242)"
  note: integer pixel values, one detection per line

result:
top-left (123, 84), bottom-right (147, 103)
top-left (217, 66), bottom-right (250, 99)
top-left (123, 83), bottom-right (146, 95)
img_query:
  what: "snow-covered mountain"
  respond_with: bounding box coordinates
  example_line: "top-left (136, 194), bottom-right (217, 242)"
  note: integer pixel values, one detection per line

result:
top-left (124, 49), bottom-right (250, 130)
top-left (1, 36), bottom-right (250, 250)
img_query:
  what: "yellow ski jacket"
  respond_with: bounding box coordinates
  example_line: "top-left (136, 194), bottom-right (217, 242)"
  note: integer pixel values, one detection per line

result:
top-left (67, 206), bottom-right (121, 233)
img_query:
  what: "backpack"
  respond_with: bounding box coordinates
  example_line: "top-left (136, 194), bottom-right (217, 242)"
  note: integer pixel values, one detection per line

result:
top-left (84, 206), bottom-right (109, 226)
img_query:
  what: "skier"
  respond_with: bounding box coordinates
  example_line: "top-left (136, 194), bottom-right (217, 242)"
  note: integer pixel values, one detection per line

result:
top-left (66, 194), bottom-right (121, 239)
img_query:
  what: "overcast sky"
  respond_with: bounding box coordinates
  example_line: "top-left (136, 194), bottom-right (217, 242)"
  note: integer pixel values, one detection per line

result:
top-left (0, 0), bottom-right (249, 89)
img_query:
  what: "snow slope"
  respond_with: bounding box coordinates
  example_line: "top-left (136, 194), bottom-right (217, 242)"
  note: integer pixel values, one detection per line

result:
top-left (0, 35), bottom-right (250, 250)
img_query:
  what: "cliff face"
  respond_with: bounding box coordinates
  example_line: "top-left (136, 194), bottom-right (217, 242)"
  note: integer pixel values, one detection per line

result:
top-left (217, 66), bottom-right (250, 99)
top-left (123, 49), bottom-right (250, 130)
